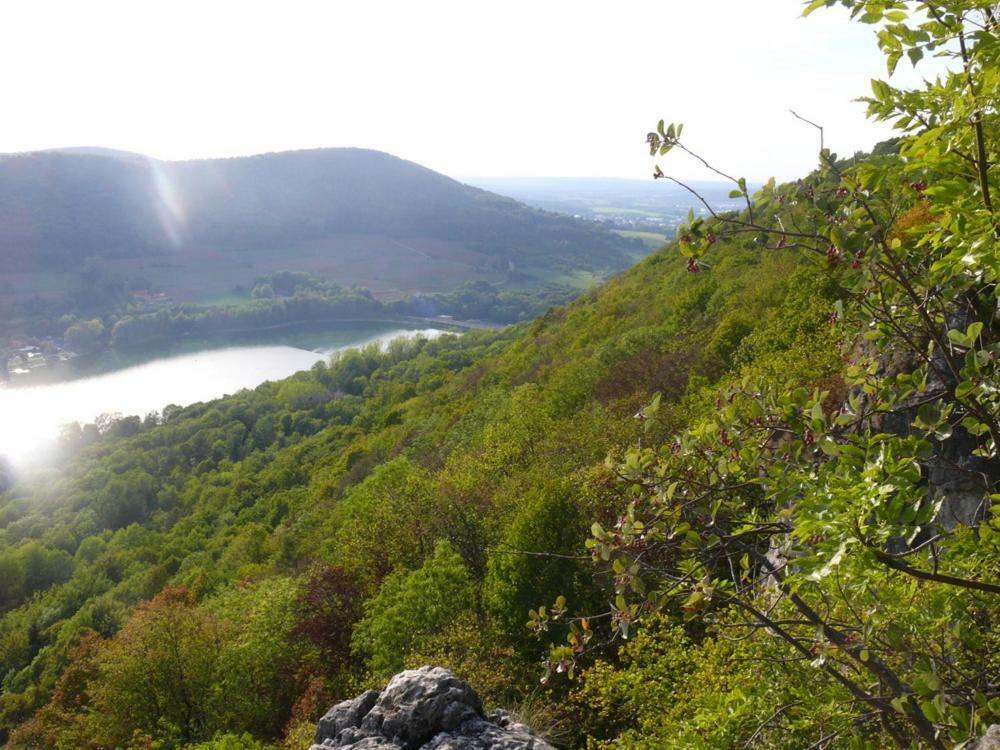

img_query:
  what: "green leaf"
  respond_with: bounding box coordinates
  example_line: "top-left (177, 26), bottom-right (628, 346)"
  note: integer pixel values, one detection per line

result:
top-left (887, 50), bottom-right (902, 75)
top-left (802, 0), bottom-right (828, 17)
top-left (871, 79), bottom-right (891, 101)
top-left (820, 438), bottom-right (840, 456)
top-left (948, 329), bottom-right (972, 348)
top-left (915, 402), bottom-right (942, 429)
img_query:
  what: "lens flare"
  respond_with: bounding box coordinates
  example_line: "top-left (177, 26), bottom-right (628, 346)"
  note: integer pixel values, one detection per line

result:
top-left (148, 159), bottom-right (185, 247)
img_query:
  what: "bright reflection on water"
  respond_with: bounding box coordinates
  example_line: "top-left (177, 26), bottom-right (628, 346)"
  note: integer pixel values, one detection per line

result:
top-left (0, 328), bottom-right (441, 468)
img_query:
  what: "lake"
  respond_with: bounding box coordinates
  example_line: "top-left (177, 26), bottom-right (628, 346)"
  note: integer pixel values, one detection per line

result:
top-left (0, 325), bottom-right (442, 468)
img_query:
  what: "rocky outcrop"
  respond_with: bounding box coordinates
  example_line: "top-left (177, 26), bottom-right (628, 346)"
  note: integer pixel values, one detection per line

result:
top-left (310, 666), bottom-right (553, 750)
top-left (970, 725), bottom-right (1000, 750)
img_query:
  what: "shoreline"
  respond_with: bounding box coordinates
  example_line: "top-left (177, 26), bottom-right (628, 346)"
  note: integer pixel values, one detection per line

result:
top-left (2, 317), bottom-right (495, 390)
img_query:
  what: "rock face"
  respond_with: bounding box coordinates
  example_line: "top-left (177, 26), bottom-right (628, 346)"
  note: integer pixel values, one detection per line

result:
top-left (970, 725), bottom-right (1000, 750)
top-left (311, 666), bottom-right (554, 750)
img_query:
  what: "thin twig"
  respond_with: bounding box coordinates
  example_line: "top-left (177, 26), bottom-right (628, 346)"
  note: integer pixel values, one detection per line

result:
top-left (790, 109), bottom-right (824, 154)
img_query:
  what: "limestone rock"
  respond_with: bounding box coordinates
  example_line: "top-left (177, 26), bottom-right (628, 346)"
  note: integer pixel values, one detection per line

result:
top-left (970, 725), bottom-right (1000, 750)
top-left (311, 666), bottom-right (553, 750)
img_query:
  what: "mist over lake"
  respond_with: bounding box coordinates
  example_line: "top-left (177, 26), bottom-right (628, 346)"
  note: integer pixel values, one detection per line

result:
top-left (0, 326), bottom-right (441, 468)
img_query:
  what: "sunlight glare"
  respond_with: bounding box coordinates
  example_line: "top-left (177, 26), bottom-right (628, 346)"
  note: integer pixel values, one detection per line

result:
top-left (149, 158), bottom-right (185, 247)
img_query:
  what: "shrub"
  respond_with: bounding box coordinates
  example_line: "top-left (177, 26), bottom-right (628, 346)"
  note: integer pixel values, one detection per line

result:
top-left (352, 540), bottom-right (476, 678)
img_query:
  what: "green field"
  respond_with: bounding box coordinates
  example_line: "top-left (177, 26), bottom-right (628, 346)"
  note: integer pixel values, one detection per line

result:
top-left (521, 265), bottom-right (607, 290)
top-left (613, 229), bottom-right (668, 249)
top-left (195, 290), bottom-right (253, 307)
top-left (592, 205), bottom-right (661, 217)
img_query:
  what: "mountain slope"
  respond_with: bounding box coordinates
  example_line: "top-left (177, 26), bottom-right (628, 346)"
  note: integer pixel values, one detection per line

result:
top-left (1, 140), bottom-right (997, 746)
top-left (0, 148), bottom-right (643, 287)
top-left (1, 128), bottom-right (998, 747)
top-left (0, 215), bottom-right (845, 747)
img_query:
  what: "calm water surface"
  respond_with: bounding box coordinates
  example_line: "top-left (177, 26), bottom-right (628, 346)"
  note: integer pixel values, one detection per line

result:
top-left (0, 326), bottom-right (441, 467)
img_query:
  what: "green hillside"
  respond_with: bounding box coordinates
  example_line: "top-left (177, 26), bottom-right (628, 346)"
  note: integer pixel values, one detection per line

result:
top-left (0, 210), bottom-right (838, 746)
top-left (1, 2), bottom-right (998, 749)
top-left (0, 148), bottom-right (646, 342)
top-left (0, 148), bottom-right (641, 283)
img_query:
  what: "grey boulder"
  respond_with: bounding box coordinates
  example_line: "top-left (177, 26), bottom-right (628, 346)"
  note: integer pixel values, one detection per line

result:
top-left (311, 666), bottom-right (553, 750)
top-left (971, 725), bottom-right (1000, 750)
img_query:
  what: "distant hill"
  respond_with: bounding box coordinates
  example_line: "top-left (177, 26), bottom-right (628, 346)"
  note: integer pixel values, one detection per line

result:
top-left (0, 149), bottom-right (644, 295)
top-left (40, 147), bottom-right (147, 159)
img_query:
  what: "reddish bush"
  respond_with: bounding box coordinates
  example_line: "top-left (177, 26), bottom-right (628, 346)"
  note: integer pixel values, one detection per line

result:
top-left (292, 564), bottom-right (364, 669)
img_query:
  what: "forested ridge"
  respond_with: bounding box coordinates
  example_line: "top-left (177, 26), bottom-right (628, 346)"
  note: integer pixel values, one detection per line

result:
top-left (0, 198), bottom-right (848, 749)
top-left (1, 1), bottom-right (999, 748)
top-left (0, 147), bottom-right (640, 273)
top-left (66, 273), bottom-right (574, 355)
top-left (0, 148), bottom-right (641, 348)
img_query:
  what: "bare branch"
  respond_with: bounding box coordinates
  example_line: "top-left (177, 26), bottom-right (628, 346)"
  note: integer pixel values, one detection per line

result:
top-left (790, 109), bottom-right (825, 154)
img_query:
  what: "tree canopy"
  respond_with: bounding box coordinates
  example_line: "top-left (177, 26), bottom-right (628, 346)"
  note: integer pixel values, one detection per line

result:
top-left (0, 3), bottom-right (997, 749)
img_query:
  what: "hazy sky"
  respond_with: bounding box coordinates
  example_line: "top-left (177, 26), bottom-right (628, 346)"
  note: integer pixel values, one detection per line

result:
top-left (0, 1), bottom-right (945, 181)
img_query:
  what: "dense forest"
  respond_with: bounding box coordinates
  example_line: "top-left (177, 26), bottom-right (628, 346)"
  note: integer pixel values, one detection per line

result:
top-left (23, 272), bottom-right (575, 359)
top-left (1, 1), bottom-right (998, 748)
